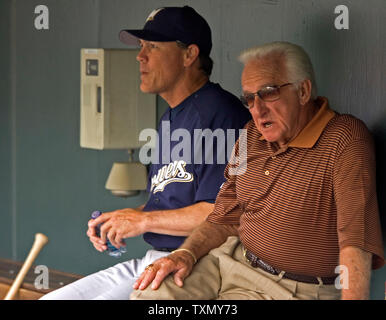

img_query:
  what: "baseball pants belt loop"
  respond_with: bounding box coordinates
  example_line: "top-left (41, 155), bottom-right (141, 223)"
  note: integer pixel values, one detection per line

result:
top-left (243, 248), bottom-right (336, 285)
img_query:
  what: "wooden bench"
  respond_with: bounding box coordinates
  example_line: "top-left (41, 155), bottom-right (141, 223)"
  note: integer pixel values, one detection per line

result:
top-left (0, 258), bottom-right (83, 300)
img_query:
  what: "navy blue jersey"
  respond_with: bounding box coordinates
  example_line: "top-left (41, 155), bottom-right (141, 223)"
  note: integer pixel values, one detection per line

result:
top-left (142, 81), bottom-right (251, 249)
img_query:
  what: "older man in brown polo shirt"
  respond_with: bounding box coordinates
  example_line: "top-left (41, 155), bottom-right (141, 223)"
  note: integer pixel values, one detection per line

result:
top-left (130, 41), bottom-right (384, 300)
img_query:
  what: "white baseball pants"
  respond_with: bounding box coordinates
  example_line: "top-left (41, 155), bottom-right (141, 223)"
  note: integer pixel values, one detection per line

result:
top-left (39, 249), bottom-right (169, 300)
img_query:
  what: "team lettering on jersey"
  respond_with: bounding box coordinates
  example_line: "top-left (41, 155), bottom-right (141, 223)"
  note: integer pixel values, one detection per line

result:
top-left (150, 160), bottom-right (193, 194)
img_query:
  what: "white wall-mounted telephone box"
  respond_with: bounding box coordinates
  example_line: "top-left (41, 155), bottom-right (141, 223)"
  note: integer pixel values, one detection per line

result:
top-left (80, 48), bottom-right (156, 150)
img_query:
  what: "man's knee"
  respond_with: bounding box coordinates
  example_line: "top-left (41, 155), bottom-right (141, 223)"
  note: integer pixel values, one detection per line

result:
top-left (130, 287), bottom-right (161, 300)
top-left (130, 275), bottom-right (185, 300)
top-left (131, 252), bottom-right (223, 300)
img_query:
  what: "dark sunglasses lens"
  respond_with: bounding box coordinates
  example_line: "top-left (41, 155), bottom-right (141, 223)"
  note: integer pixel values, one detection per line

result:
top-left (240, 95), bottom-right (252, 107)
top-left (260, 87), bottom-right (280, 102)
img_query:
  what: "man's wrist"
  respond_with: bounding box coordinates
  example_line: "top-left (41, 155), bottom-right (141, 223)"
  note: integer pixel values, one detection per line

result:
top-left (171, 248), bottom-right (197, 264)
top-left (141, 211), bottom-right (152, 233)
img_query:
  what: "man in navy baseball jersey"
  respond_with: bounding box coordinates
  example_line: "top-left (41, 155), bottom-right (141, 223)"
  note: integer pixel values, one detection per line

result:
top-left (40, 6), bottom-right (250, 299)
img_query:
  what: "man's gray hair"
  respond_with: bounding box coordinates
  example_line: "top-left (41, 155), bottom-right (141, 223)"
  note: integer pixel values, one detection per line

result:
top-left (238, 41), bottom-right (317, 99)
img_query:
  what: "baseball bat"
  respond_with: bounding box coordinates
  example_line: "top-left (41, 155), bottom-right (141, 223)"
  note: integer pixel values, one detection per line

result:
top-left (4, 233), bottom-right (49, 300)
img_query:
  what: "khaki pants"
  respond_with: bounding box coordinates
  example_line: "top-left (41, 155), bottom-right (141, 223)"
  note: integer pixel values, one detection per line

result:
top-left (131, 236), bottom-right (341, 300)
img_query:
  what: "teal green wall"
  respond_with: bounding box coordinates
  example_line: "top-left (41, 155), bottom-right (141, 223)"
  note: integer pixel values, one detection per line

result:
top-left (0, 0), bottom-right (385, 299)
top-left (0, 0), bottom-right (13, 260)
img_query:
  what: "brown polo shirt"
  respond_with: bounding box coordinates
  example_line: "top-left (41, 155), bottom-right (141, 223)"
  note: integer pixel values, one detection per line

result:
top-left (207, 97), bottom-right (384, 277)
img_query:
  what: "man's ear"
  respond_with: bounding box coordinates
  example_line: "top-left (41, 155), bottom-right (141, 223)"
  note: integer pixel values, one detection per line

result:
top-left (298, 79), bottom-right (312, 106)
top-left (183, 44), bottom-right (200, 67)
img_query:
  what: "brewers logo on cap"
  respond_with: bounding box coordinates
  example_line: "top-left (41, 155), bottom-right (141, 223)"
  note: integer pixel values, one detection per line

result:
top-left (146, 8), bottom-right (164, 22)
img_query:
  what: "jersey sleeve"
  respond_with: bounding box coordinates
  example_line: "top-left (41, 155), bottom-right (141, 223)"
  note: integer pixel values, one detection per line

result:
top-left (189, 84), bottom-right (251, 205)
top-left (206, 129), bottom-right (247, 225)
top-left (193, 115), bottom-right (249, 205)
top-left (333, 136), bottom-right (384, 270)
top-left (193, 129), bottom-right (226, 203)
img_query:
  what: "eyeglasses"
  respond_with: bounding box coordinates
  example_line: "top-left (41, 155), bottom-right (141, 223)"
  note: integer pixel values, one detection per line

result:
top-left (239, 83), bottom-right (293, 109)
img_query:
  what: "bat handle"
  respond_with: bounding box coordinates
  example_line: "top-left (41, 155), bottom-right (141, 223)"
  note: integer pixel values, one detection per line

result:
top-left (4, 233), bottom-right (49, 300)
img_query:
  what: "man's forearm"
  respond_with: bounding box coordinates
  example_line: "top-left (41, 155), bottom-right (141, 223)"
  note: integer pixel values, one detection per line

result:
top-left (180, 220), bottom-right (239, 261)
top-left (143, 201), bottom-right (214, 236)
top-left (340, 246), bottom-right (372, 300)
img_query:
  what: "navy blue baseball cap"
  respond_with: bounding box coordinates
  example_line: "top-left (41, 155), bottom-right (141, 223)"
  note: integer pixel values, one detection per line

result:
top-left (119, 6), bottom-right (212, 56)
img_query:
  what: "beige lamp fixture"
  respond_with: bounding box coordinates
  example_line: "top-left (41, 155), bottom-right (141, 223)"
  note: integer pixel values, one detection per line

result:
top-left (105, 149), bottom-right (147, 197)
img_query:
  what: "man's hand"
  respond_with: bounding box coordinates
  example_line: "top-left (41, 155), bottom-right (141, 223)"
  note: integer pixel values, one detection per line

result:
top-left (131, 221), bottom-right (238, 291)
top-left (87, 208), bottom-right (149, 250)
top-left (133, 250), bottom-right (195, 291)
top-left (86, 219), bottom-right (108, 252)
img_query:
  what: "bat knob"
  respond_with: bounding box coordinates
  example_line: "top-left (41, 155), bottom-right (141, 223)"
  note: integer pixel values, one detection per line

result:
top-left (35, 233), bottom-right (49, 245)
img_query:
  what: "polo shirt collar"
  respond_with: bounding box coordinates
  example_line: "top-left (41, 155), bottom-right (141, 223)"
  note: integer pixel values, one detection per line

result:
top-left (258, 97), bottom-right (335, 149)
